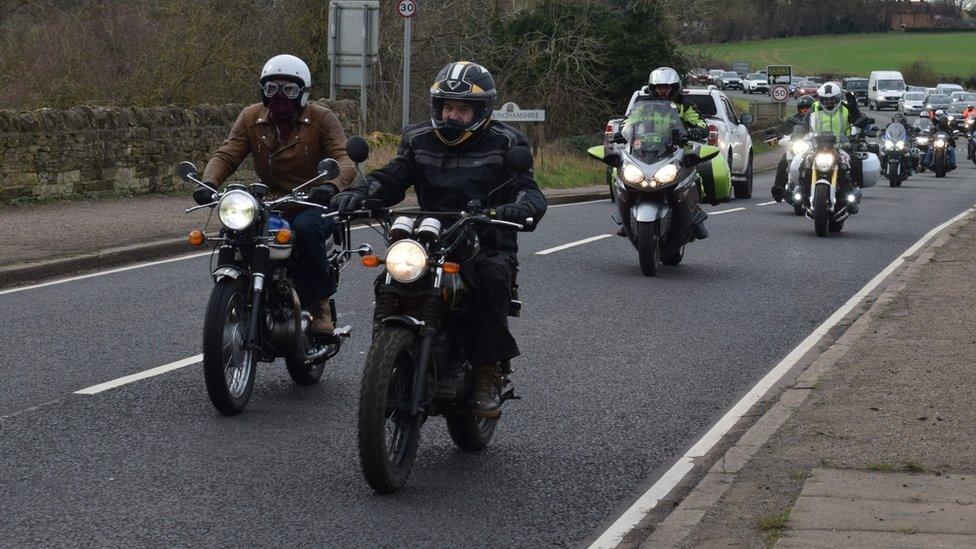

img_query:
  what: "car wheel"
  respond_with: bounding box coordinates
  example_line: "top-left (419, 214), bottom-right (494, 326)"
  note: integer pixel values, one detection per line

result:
top-left (733, 150), bottom-right (754, 199)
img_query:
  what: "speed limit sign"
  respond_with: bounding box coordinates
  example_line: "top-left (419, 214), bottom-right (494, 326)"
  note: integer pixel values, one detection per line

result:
top-left (771, 85), bottom-right (789, 102)
top-left (398, 0), bottom-right (416, 18)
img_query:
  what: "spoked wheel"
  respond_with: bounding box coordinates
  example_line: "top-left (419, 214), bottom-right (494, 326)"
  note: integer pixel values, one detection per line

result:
top-left (358, 327), bottom-right (421, 494)
top-left (446, 410), bottom-right (498, 452)
top-left (813, 185), bottom-right (830, 237)
top-left (286, 303), bottom-right (333, 385)
top-left (202, 279), bottom-right (256, 415)
top-left (636, 220), bottom-right (661, 276)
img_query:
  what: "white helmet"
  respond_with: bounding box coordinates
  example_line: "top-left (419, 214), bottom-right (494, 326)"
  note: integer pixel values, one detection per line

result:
top-left (817, 82), bottom-right (842, 113)
top-left (260, 54), bottom-right (311, 107)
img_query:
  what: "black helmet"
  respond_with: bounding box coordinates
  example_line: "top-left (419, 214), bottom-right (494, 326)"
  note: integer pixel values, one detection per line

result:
top-left (797, 95), bottom-right (815, 114)
top-left (430, 61), bottom-right (497, 146)
top-left (892, 112), bottom-right (907, 125)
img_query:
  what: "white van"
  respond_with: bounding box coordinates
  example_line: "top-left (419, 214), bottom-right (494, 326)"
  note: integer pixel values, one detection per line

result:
top-left (868, 71), bottom-right (906, 111)
top-left (936, 83), bottom-right (965, 96)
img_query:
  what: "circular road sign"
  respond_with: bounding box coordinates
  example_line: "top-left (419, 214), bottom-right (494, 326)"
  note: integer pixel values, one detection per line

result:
top-left (771, 85), bottom-right (789, 102)
top-left (398, 0), bottom-right (416, 18)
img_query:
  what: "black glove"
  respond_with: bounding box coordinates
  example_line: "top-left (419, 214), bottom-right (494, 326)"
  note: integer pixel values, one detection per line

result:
top-left (687, 125), bottom-right (709, 142)
top-left (493, 202), bottom-right (533, 225)
top-left (329, 188), bottom-right (367, 215)
top-left (309, 183), bottom-right (339, 206)
top-left (193, 185), bottom-right (216, 205)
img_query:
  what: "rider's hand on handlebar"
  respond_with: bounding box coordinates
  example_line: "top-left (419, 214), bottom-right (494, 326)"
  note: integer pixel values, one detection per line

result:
top-left (193, 184), bottom-right (216, 205)
top-left (493, 202), bottom-right (533, 225)
top-left (330, 188), bottom-right (367, 215)
top-left (309, 183), bottom-right (339, 206)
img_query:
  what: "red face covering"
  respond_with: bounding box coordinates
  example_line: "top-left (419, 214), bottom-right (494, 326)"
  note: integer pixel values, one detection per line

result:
top-left (268, 95), bottom-right (298, 142)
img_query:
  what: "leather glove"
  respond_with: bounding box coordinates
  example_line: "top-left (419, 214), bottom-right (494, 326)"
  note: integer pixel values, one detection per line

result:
top-left (193, 185), bottom-right (216, 205)
top-left (687, 126), bottom-right (709, 142)
top-left (330, 188), bottom-right (367, 215)
top-left (493, 202), bottom-right (533, 225)
top-left (309, 183), bottom-right (339, 206)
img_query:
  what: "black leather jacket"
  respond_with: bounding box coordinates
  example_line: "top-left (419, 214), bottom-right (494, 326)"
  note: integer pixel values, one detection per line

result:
top-left (357, 121), bottom-right (547, 253)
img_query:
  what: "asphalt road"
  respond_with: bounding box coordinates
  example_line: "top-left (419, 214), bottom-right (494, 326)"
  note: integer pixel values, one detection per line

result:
top-left (2, 148), bottom-right (975, 547)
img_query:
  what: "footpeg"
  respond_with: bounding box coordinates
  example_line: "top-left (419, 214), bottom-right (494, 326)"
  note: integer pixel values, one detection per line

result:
top-left (333, 325), bottom-right (352, 338)
top-left (500, 388), bottom-right (521, 402)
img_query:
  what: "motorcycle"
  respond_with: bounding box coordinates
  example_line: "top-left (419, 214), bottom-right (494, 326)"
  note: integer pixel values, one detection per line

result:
top-left (349, 138), bottom-right (535, 493)
top-left (178, 159), bottom-right (368, 415)
top-left (587, 100), bottom-right (718, 276)
top-left (880, 122), bottom-right (910, 187)
top-left (965, 115), bottom-right (976, 165)
top-left (929, 129), bottom-right (955, 178)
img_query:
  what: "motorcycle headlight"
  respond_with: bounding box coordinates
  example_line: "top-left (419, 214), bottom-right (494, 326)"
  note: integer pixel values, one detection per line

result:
top-left (218, 190), bottom-right (259, 231)
top-left (896, 140), bottom-right (906, 150)
top-left (653, 164), bottom-right (679, 185)
top-left (916, 136), bottom-right (929, 145)
top-left (791, 140), bottom-right (811, 155)
top-left (934, 138), bottom-right (946, 148)
top-left (621, 163), bottom-right (645, 186)
top-left (884, 140), bottom-right (894, 150)
top-left (814, 152), bottom-right (836, 171)
top-left (385, 239), bottom-right (428, 283)
top-left (948, 116), bottom-right (955, 122)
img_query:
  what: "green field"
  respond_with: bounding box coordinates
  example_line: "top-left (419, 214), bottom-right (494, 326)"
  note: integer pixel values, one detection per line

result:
top-left (701, 32), bottom-right (976, 78)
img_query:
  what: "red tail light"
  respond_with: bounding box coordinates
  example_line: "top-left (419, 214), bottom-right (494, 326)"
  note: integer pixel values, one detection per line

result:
top-left (707, 124), bottom-right (719, 146)
top-left (603, 123), bottom-right (613, 146)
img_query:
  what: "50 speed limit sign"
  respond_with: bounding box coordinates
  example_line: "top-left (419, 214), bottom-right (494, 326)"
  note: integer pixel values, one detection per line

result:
top-left (398, 0), bottom-right (416, 18)
top-left (771, 85), bottom-right (789, 102)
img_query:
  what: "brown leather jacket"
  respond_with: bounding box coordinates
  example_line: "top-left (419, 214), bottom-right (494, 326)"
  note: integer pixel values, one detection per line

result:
top-left (202, 102), bottom-right (356, 200)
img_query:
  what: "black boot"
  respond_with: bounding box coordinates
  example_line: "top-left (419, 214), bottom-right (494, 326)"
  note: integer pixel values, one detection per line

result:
top-left (692, 221), bottom-right (709, 240)
top-left (616, 226), bottom-right (627, 237)
top-left (470, 363), bottom-right (503, 417)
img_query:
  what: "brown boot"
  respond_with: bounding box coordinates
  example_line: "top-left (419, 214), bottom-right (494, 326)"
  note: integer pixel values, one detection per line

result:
top-left (309, 298), bottom-right (335, 335)
top-left (470, 362), bottom-right (503, 418)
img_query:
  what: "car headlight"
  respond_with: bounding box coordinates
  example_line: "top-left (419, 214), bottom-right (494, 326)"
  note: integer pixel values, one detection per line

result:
top-left (926, 104), bottom-right (932, 109)
top-left (896, 140), bottom-right (905, 150)
top-left (653, 164), bottom-right (679, 185)
top-left (621, 163), bottom-right (645, 186)
top-left (791, 140), bottom-right (811, 155)
top-left (916, 136), bottom-right (929, 144)
top-left (385, 239), bottom-right (428, 283)
top-left (934, 138), bottom-right (946, 148)
top-left (814, 152), bottom-right (836, 171)
top-left (884, 140), bottom-right (894, 150)
top-left (218, 190), bottom-right (259, 231)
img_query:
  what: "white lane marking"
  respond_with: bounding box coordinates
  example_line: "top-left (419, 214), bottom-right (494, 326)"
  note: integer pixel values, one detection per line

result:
top-left (757, 201), bottom-right (777, 206)
top-left (549, 198), bottom-right (610, 209)
top-left (708, 207), bottom-right (746, 215)
top-left (74, 354), bottom-right (203, 395)
top-left (588, 206), bottom-right (976, 549)
top-left (535, 234), bottom-right (613, 255)
top-left (0, 225), bottom-right (373, 296)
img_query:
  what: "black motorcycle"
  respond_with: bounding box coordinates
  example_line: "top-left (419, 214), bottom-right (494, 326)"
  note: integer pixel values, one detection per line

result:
top-left (346, 138), bottom-right (535, 493)
top-left (929, 129), bottom-right (954, 178)
top-left (880, 122), bottom-right (910, 187)
top-left (179, 160), bottom-right (368, 415)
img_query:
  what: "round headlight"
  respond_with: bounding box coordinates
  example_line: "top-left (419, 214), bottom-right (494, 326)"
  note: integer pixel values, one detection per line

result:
top-left (791, 140), bottom-right (811, 155)
top-left (934, 138), bottom-right (946, 148)
top-left (218, 190), bottom-right (258, 231)
top-left (621, 163), bottom-right (645, 186)
top-left (385, 239), bottom-right (428, 283)
top-left (884, 140), bottom-right (894, 150)
top-left (896, 140), bottom-right (905, 150)
top-left (814, 152), bottom-right (835, 171)
top-left (654, 164), bottom-right (679, 184)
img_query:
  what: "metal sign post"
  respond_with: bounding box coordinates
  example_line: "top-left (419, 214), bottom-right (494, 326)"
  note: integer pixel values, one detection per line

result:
top-left (328, 1), bottom-right (379, 131)
top-left (398, 0), bottom-right (416, 129)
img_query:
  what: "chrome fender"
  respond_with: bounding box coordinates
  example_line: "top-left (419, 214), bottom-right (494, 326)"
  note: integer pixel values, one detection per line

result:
top-left (212, 266), bottom-right (243, 281)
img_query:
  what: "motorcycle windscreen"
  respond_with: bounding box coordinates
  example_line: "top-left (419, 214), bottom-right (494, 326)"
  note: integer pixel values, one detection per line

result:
top-left (885, 123), bottom-right (908, 141)
top-left (622, 101), bottom-right (683, 165)
top-left (696, 144), bottom-right (731, 203)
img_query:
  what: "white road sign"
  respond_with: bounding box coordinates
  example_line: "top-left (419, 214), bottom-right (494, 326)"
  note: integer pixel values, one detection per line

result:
top-left (771, 85), bottom-right (789, 102)
top-left (492, 102), bottom-right (546, 122)
top-left (398, 0), bottom-right (416, 17)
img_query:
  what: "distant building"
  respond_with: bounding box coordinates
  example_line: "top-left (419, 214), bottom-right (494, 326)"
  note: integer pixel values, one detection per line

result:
top-left (891, 1), bottom-right (935, 30)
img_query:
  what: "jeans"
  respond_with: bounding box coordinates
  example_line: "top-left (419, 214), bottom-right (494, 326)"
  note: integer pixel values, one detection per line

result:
top-left (924, 146), bottom-right (957, 169)
top-left (289, 208), bottom-right (337, 302)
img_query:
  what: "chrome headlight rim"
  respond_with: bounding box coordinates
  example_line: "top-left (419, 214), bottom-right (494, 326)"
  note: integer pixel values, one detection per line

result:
top-left (218, 190), bottom-right (259, 231)
top-left (385, 239), bottom-right (429, 284)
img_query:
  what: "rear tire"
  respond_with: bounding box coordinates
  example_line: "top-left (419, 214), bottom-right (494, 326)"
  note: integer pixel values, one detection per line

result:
top-left (636, 221), bottom-right (661, 277)
top-left (813, 185), bottom-right (830, 237)
top-left (202, 279), bottom-right (256, 415)
top-left (358, 327), bottom-right (421, 494)
top-left (446, 412), bottom-right (498, 452)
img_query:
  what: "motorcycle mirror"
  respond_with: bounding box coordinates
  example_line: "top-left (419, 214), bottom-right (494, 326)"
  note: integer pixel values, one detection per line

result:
top-left (740, 112), bottom-right (754, 125)
top-left (504, 146), bottom-right (533, 173)
top-left (317, 158), bottom-right (340, 180)
top-left (177, 161), bottom-right (198, 183)
top-left (466, 199), bottom-right (484, 211)
top-left (346, 136), bottom-right (370, 164)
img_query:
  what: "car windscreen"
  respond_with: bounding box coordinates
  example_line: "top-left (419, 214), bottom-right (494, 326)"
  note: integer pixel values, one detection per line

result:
top-left (878, 79), bottom-right (905, 91)
top-left (723, 72), bottom-right (739, 78)
top-left (682, 94), bottom-right (718, 117)
top-left (948, 104), bottom-right (966, 114)
top-left (746, 73), bottom-right (763, 80)
top-left (955, 93), bottom-right (976, 102)
top-left (845, 80), bottom-right (868, 90)
top-left (928, 95), bottom-right (951, 104)
top-left (904, 93), bottom-right (925, 101)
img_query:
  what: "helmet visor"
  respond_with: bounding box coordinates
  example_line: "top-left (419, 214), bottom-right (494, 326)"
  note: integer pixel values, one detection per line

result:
top-left (820, 95), bottom-right (840, 110)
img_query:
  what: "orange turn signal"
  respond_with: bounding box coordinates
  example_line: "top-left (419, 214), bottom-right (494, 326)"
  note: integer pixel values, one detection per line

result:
top-left (188, 229), bottom-right (205, 246)
top-left (275, 228), bottom-right (292, 245)
top-left (442, 262), bottom-right (460, 274)
top-left (362, 255), bottom-right (381, 268)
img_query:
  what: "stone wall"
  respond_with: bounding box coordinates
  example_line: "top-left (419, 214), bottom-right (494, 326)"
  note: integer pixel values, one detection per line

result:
top-left (0, 100), bottom-right (359, 201)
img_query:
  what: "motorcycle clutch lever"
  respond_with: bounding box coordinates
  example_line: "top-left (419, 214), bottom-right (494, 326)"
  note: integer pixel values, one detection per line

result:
top-left (185, 202), bottom-right (217, 214)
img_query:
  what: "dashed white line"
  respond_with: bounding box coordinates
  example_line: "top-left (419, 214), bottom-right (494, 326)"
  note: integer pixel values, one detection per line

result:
top-left (535, 234), bottom-right (613, 255)
top-left (74, 354), bottom-right (202, 395)
top-left (757, 201), bottom-right (777, 206)
top-left (587, 206), bottom-right (976, 549)
top-left (708, 207), bottom-right (746, 215)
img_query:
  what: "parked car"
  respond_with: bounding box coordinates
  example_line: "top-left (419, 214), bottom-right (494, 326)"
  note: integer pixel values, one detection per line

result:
top-left (950, 91), bottom-right (976, 104)
top-left (719, 71), bottom-right (743, 90)
top-left (924, 93), bottom-right (952, 112)
top-left (868, 71), bottom-right (906, 110)
top-left (842, 77), bottom-right (869, 106)
top-left (897, 92), bottom-right (926, 115)
top-left (743, 72), bottom-right (769, 94)
top-left (792, 80), bottom-right (820, 98)
top-left (936, 83), bottom-right (964, 96)
top-left (678, 89), bottom-right (755, 197)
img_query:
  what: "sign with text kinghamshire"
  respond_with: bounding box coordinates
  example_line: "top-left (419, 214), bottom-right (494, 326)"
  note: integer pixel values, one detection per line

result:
top-left (492, 102), bottom-right (546, 122)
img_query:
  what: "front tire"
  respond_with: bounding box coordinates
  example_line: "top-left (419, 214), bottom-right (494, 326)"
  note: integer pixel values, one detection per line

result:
top-left (888, 162), bottom-right (899, 187)
top-left (358, 327), bottom-right (421, 494)
top-left (636, 221), bottom-right (661, 276)
top-left (813, 185), bottom-right (830, 237)
top-left (202, 278), bottom-right (256, 415)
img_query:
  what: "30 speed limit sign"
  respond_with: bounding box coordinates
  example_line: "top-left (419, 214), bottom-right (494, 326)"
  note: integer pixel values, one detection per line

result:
top-left (771, 85), bottom-right (789, 102)
top-left (398, 0), bottom-right (416, 18)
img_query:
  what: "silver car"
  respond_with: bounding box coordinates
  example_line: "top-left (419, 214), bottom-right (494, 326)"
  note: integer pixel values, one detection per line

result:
top-left (898, 92), bottom-right (926, 115)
